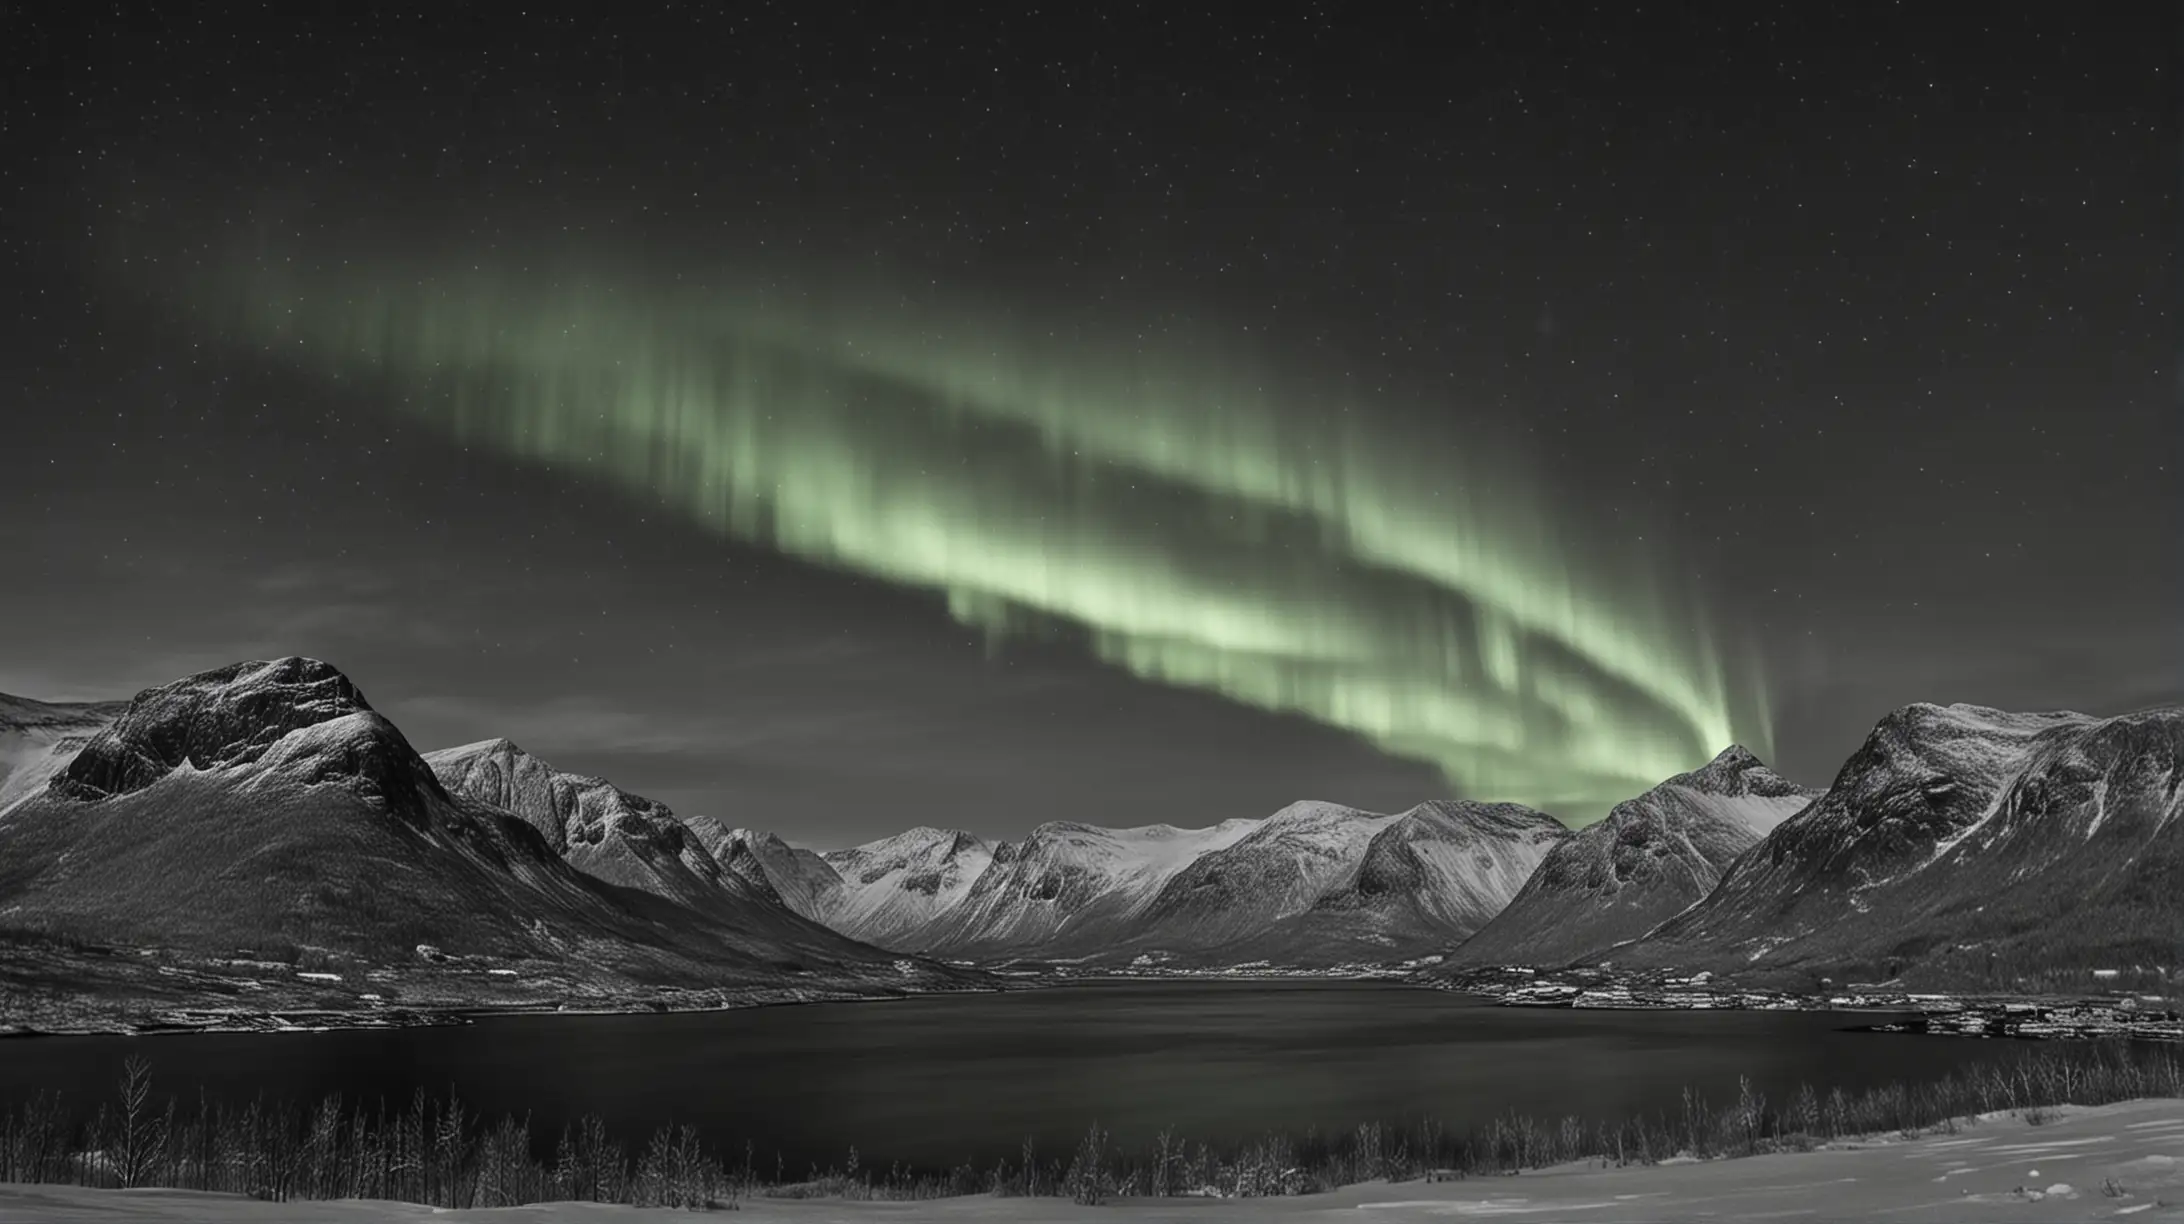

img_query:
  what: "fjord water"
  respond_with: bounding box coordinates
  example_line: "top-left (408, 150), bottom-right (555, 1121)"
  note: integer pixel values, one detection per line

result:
top-left (0, 983), bottom-right (2053, 1171)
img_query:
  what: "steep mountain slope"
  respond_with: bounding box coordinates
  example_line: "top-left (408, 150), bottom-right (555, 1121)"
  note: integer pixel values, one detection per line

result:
top-left (0, 658), bottom-right (975, 1007)
top-left (0, 694), bottom-right (127, 815)
top-left (909, 818), bottom-right (1260, 959)
top-left (1442, 746), bottom-right (1817, 969)
top-left (1608, 703), bottom-right (2184, 988)
top-left (1115, 801), bottom-right (1402, 958)
top-left (820, 827), bottom-right (995, 948)
top-left (5, 659), bottom-right (660, 963)
top-left (1230, 800), bottom-right (1572, 965)
top-left (689, 821), bottom-right (844, 923)
top-left (424, 738), bottom-right (748, 911)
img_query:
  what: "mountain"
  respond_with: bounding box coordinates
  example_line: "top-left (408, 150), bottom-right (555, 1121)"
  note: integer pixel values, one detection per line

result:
top-left (423, 738), bottom-right (752, 912)
top-left (688, 821), bottom-right (844, 923)
top-left (820, 827), bottom-right (996, 948)
top-left (1605, 703), bottom-right (2184, 988)
top-left (17, 662), bottom-right (2169, 1006)
top-left (1112, 801), bottom-right (1402, 958)
top-left (800, 799), bottom-right (1568, 967)
top-left (421, 737), bottom-right (978, 973)
top-left (5, 659), bottom-right (635, 962)
top-left (0, 694), bottom-right (127, 815)
top-left (0, 658), bottom-right (977, 1020)
top-left (907, 818), bottom-right (1260, 959)
top-left (1234, 800), bottom-right (1573, 966)
top-left (1440, 746), bottom-right (1817, 969)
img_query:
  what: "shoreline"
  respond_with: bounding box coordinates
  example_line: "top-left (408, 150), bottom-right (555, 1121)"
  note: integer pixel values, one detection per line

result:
top-left (3, 964), bottom-right (2175, 1042)
top-left (0, 979), bottom-right (1025, 1041)
top-left (0, 971), bottom-right (1420, 1039)
top-left (1429, 966), bottom-right (2184, 1042)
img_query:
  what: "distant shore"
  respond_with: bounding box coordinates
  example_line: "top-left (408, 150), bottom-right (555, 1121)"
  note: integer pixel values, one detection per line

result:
top-left (0, 944), bottom-right (1021, 1039)
top-left (6, 951), bottom-right (2179, 1041)
top-left (1429, 965), bottom-right (2184, 1042)
top-left (0, 982), bottom-right (1036, 1040)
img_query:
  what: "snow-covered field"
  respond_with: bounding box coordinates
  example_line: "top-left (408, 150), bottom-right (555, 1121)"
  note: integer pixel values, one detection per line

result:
top-left (5, 1098), bottom-right (2179, 1222)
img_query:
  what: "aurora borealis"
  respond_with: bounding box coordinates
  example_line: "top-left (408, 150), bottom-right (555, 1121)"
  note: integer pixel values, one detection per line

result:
top-left (176, 252), bottom-right (1767, 819)
top-left (9, 4), bottom-right (2166, 844)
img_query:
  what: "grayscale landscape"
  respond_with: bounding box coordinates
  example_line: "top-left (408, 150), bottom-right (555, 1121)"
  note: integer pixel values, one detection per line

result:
top-left (1, 659), bottom-right (2179, 1220)
top-left (3, 3), bottom-right (2172, 1221)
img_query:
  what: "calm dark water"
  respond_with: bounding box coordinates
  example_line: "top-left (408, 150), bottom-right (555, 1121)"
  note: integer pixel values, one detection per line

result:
top-left (0, 982), bottom-right (2050, 1171)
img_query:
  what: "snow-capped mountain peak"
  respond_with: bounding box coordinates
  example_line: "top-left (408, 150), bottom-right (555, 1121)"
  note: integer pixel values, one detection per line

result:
top-left (818, 826), bottom-right (994, 947)
top-left (52, 657), bottom-right (450, 827)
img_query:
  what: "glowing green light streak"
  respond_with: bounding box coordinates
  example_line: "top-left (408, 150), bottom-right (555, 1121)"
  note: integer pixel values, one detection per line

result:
top-left (718, 305), bottom-right (1741, 759)
top-left (178, 257), bottom-right (1767, 819)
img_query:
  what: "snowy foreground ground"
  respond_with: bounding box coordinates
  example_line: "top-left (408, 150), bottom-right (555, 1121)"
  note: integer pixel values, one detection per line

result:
top-left (2, 1100), bottom-right (2180, 1223)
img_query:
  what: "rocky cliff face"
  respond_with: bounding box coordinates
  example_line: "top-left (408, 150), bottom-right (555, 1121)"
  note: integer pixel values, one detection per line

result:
top-left (1442, 746), bottom-right (1816, 969)
top-left (50, 657), bottom-right (449, 827)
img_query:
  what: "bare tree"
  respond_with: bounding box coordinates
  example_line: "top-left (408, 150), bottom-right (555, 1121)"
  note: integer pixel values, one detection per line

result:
top-left (113, 1057), bottom-right (169, 1189)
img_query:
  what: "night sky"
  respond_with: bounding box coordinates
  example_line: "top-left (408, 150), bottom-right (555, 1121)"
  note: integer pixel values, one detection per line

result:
top-left (3, 5), bottom-right (2174, 844)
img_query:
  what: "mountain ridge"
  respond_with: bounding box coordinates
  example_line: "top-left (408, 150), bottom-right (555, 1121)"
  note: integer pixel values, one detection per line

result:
top-left (907, 816), bottom-right (1263, 960)
top-left (1436, 744), bottom-right (1819, 970)
top-left (1600, 703), bottom-right (2184, 988)
top-left (819, 826), bottom-right (996, 948)
top-left (1195, 799), bottom-right (1573, 967)
top-left (10, 658), bottom-right (2175, 1012)
top-left (0, 658), bottom-right (981, 1028)
top-left (423, 736), bottom-right (754, 911)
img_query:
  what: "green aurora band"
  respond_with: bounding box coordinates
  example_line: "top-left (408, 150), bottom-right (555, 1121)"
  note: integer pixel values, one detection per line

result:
top-left (179, 255), bottom-right (1770, 822)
